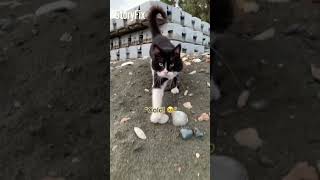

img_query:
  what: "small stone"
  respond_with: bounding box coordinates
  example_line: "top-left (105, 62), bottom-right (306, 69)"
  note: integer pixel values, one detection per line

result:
top-left (128, 72), bottom-right (133, 75)
top-left (172, 111), bottom-right (188, 126)
top-left (250, 99), bottom-right (268, 111)
top-left (180, 128), bottom-right (193, 140)
top-left (242, 1), bottom-right (259, 13)
top-left (237, 90), bottom-right (250, 108)
top-left (234, 128), bottom-right (263, 150)
top-left (183, 102), bottom-right (192, 109)
top-left (35, 0), bottom-right (77, 16)
top-left (134, 127), bottom-right (147, 140)
top-left (282, 162), bottom-right (318, 180)
top-left (196, 153), bottom-right (200, 158)
top-left (71, 157), bottom-right (80, 163)
top-left (144, 89), bottom-right (149, 92)
top-left (258, 154), bottom-right (275, 168)
top-left (184, 90), bottom-right (188, 96)
top-left (311, 64), bottom-right (320, 82)
top-left (194, 127), bottom-right (204, 138)
top-left (192, 58), bottom-right (202, 63)
top-left (189, 70), bottom-right (196, 75)
top-left (13, 100), bottom-right (21, 108)
top-left (60, 32), bottom-right (72, 42)
top-left (253, 28), bottom-right (275, 40)
top-left (188, 93), bottom-right (194, 97)
top-left (207, 82), bottom-right (210, 87)
top-left (112, 145), bottom-right (118, 152)
top-left (197, 113), bottom-right (209, 121)
top-left (120, 117), bottom-right (130, 124)
top-left (184, 62), bottom-right (191, 66)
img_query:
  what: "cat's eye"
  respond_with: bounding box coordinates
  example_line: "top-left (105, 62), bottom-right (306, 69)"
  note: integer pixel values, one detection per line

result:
top-left (159, 63), bottom-right (163, 67)
top-left (170, 63), bottom-right (174, 67)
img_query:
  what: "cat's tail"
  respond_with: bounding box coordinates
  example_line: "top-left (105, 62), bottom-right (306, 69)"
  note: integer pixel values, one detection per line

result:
top-left (148, 6), bottom-right (167, 37)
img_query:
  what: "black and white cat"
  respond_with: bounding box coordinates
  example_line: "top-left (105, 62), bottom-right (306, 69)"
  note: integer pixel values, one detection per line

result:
top-left (148, 6), bottom-right (183, 124)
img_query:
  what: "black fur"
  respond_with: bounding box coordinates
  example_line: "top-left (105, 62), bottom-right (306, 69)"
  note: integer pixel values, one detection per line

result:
top-left (212, 0), bottom-right (234, 33)
top-left (148, 6), bottom-right (183, 88)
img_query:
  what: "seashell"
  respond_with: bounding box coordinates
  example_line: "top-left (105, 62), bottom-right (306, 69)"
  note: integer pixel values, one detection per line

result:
top-left (134, 127), bottom-right (146, 140)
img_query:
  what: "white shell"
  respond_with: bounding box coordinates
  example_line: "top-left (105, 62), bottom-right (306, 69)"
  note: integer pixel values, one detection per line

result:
top-left (134, 127), bottom-right (147, 140)
top-left (171, 111), bottom-right (188, 126)
top-left (121, 61), bottom-right (134, 67)
top-left (189, 71), bottom-right (196, 75)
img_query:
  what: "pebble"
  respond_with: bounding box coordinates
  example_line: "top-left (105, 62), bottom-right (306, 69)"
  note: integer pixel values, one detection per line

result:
top-left (237, 90), bottom-right (250, 108)
top-left (183, 102), bottom-right (192, 109)
top-left (242, 1), bottom-right (259, 13)
top-left (189, 70), bottom-right (196, 75)
top-left (207, 82), bottom-right (210, 87)
top-left (197, 113), bottom-right (209, 121)
top-left (112, 145), bottom-right (118, 152)
top-left (195, 153), bottom-right (200, 158)
top-left (184, 62), bottom-right (191, 66)
top-left (35, 0), bottom-right (77, 16)
top-left (144, 89), bottom-right (149, 92)
top-left (253, 28), bottom-right (275, 40)
top-left (192, 58), bottom-right (202, 63)
top-left (188, 93), bottom-right (194, 97)
top-left (180, 128), bottom-right (193, 140)
top-left (283, 162), bottom-right (318, 180)
top-left (249, 99), bottom-right (268, 111)
top-left (134, 127), bottom-right (147, 140)
top-left (194, 127), bottom-right (204, 138)
top-left (120, 117), bottom-right (130, 124)
top-left (311, 64), bottom-right (320, 81)
top-left (172, 111), bottom-right (188, 126)
top-left (234, 128), bottom-right (263, 150)
top-left (258, 154), bottom-right (275, 168)
top-left (128, 72), bottom-right (133, 75)
top-left (60, 32), bottom-right (72, 42)
top-left (184, 90), bottom-right (188, 96)
top-left (211, 155), bottom-right (248, 180)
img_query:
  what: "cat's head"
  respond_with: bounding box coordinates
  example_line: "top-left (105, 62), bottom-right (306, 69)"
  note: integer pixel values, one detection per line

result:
top-left (151, 44), bottom-right (183, 79)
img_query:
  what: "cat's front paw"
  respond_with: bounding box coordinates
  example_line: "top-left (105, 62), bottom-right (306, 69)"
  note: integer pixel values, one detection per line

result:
top-left (171, 87), bottom-right (179, 94)
top-left (150, 113), bottom-right (169, 124)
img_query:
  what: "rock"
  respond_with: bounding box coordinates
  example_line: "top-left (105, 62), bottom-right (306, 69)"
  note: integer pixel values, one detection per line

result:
top-left (284, 24), bottom-right (305, 35)
top-left (212, 81), bottom-right (221, 101)
top-left (128, 72), bottom-right (133, 75)
top-left (184, 62), bottom-right (191, 66)
top-left (194, 127), bottom-right (204, 138)
top-left (189, 70), bottom-right (196, 75)
top-left (180, 128), bottom-right (193, 140)
top-left (237, 90), bottom-right (250, 108)
top-left (71, 157), bottom-right (80, 163)
top-left (207, 82), bottom-right (210, 87)
top-left (183, 102), bottom-right (192, 109)
top-left (250, 99), bottom-right (268, 111)
top-left (188, 93), bottom-right (194, 97)
top-left (258, 154), bottom-right (275, 168)
top-left (234, 128), bottom-right (263, 150)
top-left (121, 61), bottom-right (134, 67)
top-left (196, 153), bottom-right (200, 158)
top-left (184, 90), bottom-right (188, 96)
top-left (242, 1), bottom-right (259, 13)
top-left (144, 89), bottom-right (149, 92)
top-left (197, 113), bottom-right (210, 121)
top-left (112, 145), bottom-right (118, 152)
top-left (253, 28), bottom-right (275, 40)
top-left (211, 155), bottom-right (249, 180)
top-left (0, 18), bottom-right (14, 31)
top-left (311, 64), bottom-right (320, 82)
top-left (192, 58), bottom-right (202, 63)
top-left (282, 162), bottom-right (318, 180)
top-left (172, 111), bottom-right (188, 126)
top-left (60, 32), bottom-right (72, 42)
top-left (120, 117), bottom-right (130, 124)
top-left (35, 0), bottom-right (77, 16)
top-left (134, 127), bottom-right (147, 140)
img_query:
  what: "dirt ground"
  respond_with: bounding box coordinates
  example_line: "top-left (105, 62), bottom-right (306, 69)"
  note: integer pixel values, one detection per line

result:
top-left (214, 0), bottom-right (320, 179)
top-left (0, 0), bottom-right (107, 179)
top-left (110, 58), bottom-right (210, 180)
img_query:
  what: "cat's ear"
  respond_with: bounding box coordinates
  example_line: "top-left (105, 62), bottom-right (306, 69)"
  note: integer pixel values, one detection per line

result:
top-left (173, 44), bottom-right (181, 56)
top-left (153, 45), bottom-right (161, 55)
